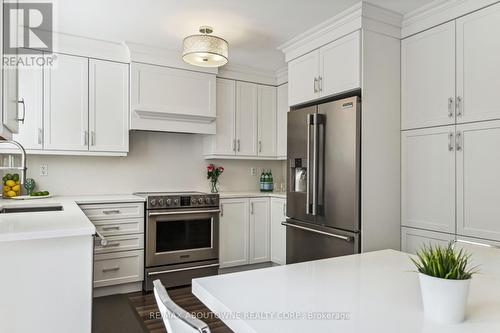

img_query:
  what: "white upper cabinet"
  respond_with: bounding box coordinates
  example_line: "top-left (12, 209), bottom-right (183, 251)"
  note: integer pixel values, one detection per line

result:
top-left (14, 50), bottom-right (43, 150)
top-left (249, 198), bottom-right (270, 264)
top-left (235, 81), bottom-right (258, 156)
top-left (219, 199), bottom-right (249, 268)
top-left (270, 197), bottom-right (286, 265)
top-left (456, 121), bottom-right (500, 242)
top-left (257, 85), bottom-right (277, 157)
top-left (288, 50), bottom-right (320, 106)
top-left (456, 3), bottom-right (500, 124)
top-left (89, 59), bottom-right (129, 152)
top-left (319, 31), bottom-right (360, 98)
top-left (276, 83), bottom-right (288, 158)
top-left (209, 78), bottom-right (236, 155)
top-left (401, 126), bottom-right (456, 233)
top-left (130, 62), bottom-right (216, 134)
top-left (44, 54), bottom-right (89, 151)
top-left (401, 22), bottom-right (456, 130)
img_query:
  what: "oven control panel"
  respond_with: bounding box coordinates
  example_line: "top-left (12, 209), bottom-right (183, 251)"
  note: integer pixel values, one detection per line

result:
top-left (147, 194), bottom-right (219, 209)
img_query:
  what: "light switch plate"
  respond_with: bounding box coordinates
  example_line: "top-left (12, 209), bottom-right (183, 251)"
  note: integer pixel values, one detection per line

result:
top-left (250, 167), bottom-right (256, 176)
top-left (40, 164), bottom-right (48, 176)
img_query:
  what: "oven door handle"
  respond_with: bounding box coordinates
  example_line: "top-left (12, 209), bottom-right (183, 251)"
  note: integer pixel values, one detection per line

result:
top-left (148, 209), bottom-right (220, 217)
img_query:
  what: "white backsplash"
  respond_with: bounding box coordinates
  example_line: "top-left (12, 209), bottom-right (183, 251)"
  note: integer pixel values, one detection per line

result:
top-left (21, 131), bottom-right (285, 195)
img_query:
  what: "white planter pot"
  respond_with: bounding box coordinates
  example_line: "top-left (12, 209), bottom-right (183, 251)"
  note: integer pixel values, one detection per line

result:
top-left (418, 273), bottom-right (471, 324)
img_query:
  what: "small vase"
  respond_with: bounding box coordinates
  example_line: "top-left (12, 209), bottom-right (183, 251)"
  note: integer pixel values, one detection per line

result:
top-left (209, 179), bottom-right (219, 193)
top-left (418, 273), bottom-right (471, 324)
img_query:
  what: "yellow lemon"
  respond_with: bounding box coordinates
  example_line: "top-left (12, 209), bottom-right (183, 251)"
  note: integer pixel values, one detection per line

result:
top-left (15, 181), bottom-right (19, 185)
top-left (3, 185), bottom-right (10, 192)
top-left (6, 190), bottom-right (16, 197)
top-left (12, 185), bottom-right (20, 192)
top-left (5, 180), bottom-right (15, 187)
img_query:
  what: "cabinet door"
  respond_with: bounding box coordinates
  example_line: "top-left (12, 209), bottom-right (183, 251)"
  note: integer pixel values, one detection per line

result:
top-left (249, 198), bottom-right (270, 264)
top-left (401, 126), bottom-right (456, 233)
top-left (212, 78), bottom-right (236, 155)
top-left (257, 85), bottom-right (277, 157)
top-left (44, 54), bottom-right (89, 151)
top-left (288, 50), bottom-right (320, 106)
top-left (457, 3), bottom-right (500, 124)
top-left (270, 198), bottom-right (286, 265)
top-left (219, 199), bottom-right (249, 268)
top-left (276, 83), bottom-right (288, 158)
top-left (2, 0), bottom-right (19, 134)
top-left (401, 227), bottom-right (455, 254)
top-left (401, 22), bottom-right (455, 130)
top-left (457, 121), bottom-right (500, 241)
top-left (319, 31), bottom-right (360, 98)
top-left (14, 50), bottom-right (43, 149)
top-left (235, 81), bottom-right (258, 156)
top-left (89, 59), bottom-right (128, 152)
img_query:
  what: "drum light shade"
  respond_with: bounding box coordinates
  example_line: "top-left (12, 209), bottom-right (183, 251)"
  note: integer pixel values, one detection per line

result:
top-left (182, 26), bottom-right (228, 68)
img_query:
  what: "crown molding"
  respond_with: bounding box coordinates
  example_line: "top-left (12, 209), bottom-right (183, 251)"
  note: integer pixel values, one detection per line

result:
top-left (276, 66), bottom-right (288, 86)
top-left (402, 0), bottom-right (500, 38)
top-left (217, 63), bottom-right (278, 85)
top-left (278, 1), bottom-right (402, 62)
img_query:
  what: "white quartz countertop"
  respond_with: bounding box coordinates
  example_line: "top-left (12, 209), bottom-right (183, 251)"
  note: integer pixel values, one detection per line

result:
top-left (219, 191), bottom-right (286, 199)
top-left (192, 249), bottom-right (500, 333)
top-left (0, 194), bottom-right (145, 242)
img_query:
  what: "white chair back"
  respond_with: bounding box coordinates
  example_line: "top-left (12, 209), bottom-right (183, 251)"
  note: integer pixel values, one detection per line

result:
top-left (153, 279), bottom-right (211, 333)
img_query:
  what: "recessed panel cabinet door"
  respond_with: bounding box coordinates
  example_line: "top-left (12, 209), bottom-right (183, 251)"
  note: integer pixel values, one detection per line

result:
top-left (219, 199), bottom-right (249, 268)
top-left (270, 198), bottom-right (286, 265)
top-left (276, 83), bottom-right (288, 158)
top-left (288, 50), bottom-right (320, 106)
top-left (235, 81), bottom-right (258, 156)
top-left (212, 78), bottom-right (236, 155)
top-left (44, 54), bottom-right (89, 151)
top-left (457, 121), bottom-right (500, 241)
top-left (401, 227), bottom-right (455, 254)
top-left (249, 198), bottom-right (270, 264)
top-left (257, 85), bottom-right (277, 157)
top-left (456, 3), bottom-right (500, 124)
top-left (401, 126), bottom-right (456, 233)
top-left (89, 59), bottom-right (129, 152)
top-left (401, 22), bottom-right (455, 130)
top-left (14, 50), bottom-right (43, 149)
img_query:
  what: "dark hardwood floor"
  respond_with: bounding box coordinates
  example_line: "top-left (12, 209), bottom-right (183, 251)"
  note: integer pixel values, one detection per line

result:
top-left (93, 286), bottom-right (233, 333)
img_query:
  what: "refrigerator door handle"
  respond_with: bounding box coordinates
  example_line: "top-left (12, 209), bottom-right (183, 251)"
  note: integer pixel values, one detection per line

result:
top-left (311, 114), bottom-right (319, 216)
top-left (281, 222), bottom-right (353, 242)
top-left (306, 114), bottom-right (313, 215)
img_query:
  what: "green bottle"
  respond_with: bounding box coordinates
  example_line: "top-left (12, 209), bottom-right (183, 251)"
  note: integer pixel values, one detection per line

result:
top-left (269, 170), bottom-right (274, 192)
top-left (260, 170), bottom-right (265, 192)
top-left (264, 170), bottom-right (270, 192)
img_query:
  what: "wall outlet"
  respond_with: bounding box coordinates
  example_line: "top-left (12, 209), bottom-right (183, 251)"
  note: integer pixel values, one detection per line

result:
top-left (40, 164), bottom-right (48, 176)
top-left (250, 167), bottom-right (256, 176)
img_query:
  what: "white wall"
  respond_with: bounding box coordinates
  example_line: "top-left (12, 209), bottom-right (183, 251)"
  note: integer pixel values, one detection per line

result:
top-left (22, 131), bottom-right (284, 195)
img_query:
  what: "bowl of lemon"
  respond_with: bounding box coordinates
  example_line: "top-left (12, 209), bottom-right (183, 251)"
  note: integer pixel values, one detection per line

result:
top-left (2, 173), bottom-right (21, 198)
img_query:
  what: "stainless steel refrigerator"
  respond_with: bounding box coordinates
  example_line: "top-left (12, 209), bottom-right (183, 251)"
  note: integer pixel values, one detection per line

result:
top-left (284, 95), bottom-right (361, 264)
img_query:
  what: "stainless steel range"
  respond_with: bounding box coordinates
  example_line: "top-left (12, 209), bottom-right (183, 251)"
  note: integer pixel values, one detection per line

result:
top-left (134, 192), bottom-right (220, 291)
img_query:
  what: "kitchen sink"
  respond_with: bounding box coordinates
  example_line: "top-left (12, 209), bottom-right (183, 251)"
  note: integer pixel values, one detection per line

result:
top-left (0, 205), bottom-right (63, 214)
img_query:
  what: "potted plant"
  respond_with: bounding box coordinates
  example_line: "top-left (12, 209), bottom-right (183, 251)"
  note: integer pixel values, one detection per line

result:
top-left (207, 164), bottom-right (224, 193)
top-left (411, 242), bottom-right (478, 324)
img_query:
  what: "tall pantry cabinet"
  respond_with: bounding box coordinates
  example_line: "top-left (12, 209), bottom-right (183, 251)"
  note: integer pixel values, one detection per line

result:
top-left (401, 2), bottom-right (500, 252)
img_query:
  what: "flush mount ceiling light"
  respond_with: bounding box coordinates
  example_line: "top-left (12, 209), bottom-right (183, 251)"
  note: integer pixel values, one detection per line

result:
top-left (182, 26), bottom-right (228, 68)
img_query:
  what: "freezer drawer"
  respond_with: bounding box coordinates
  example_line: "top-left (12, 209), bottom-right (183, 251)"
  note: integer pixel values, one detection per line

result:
top-left (284, 219), bottom-right (359, 264)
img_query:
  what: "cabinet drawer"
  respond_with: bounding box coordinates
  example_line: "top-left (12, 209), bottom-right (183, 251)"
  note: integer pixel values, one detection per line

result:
top-left (94, 250), bottom-right (144, 288)
top-left (94, 234), bottom-right (144, 254)
top-left (94, 218), bottom-right (144, 236)
top-left (80, 202), bottom-right (144, 221)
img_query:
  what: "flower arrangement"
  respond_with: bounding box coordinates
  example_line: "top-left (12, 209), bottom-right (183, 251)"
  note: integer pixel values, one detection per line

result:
top-left (207, 164), bottom-right (224, 193)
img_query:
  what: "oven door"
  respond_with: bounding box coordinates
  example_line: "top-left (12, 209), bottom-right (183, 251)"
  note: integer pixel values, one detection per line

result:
top-left (146, 208), bottom-right (219, 267)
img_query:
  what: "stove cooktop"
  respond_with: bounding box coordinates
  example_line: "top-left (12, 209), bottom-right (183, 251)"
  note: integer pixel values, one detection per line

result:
top-left (134, 191), bottom-right (219, 210)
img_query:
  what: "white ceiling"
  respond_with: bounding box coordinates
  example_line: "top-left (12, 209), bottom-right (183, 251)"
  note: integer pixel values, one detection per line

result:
top-left (56, 0), bottom-right (435, 72)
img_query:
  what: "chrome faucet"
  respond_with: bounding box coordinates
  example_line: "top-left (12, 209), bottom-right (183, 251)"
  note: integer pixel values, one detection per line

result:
top-left (0, 140), bottom-right (27, 185)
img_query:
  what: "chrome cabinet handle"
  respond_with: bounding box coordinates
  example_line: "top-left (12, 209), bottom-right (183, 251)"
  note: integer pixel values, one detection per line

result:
top-left (456, 96), bottom-right (463, 117)
top-left (237, 139), bottom-right (240, 152)
top-left (17, 98), bottom-right (26, 123)
top-left (448, 97), bottom-right (454, 118)
top-left (220, 204), bottom-right (223, 217)
top-left (448, 132), bottom-right (454, 151)
top-left (102, 209), bottom-right (121, 215)
top-left (102, 267), bottom-right (120, 273)
top-left (456, 131), bottom-right (463, 151)
top-left (38, 128), bottom-right (43, 145)
top-left (281, 222), bottom-right (353, 242)
top-left (258, 141), bottom-right (262, 153)
top-left (313, 77), bottom-right (318, 93)
top-left (318, 76), bottom-right (323, 92)
top-left (83, 130), bottom-right (88, 146)
top-left (232, 139), bottom-right (236, 152)
top-left (102, 226), bottom-right (120, 231)
top-left (91, 131), bottom-right (95, 146)
top-left (102, 242), bottom-right (120, 248)
top-left (250, 202), bottom-right (254, 215)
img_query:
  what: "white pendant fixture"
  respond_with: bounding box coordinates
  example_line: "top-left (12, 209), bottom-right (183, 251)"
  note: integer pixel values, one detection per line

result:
top-left (182, 26), bottom-right (228, 68)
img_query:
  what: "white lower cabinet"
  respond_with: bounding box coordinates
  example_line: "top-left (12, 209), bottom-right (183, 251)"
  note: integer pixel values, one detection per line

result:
top-left (270, 198), bottom-right (286, 265)
top-left (93, 250), bottom-right (144, 288)
top-left (401, 227), bottom-right (455, 254)
top-left (220, 198), bottom-right (250, 268)
top-left (220, 197), bottom-right (274, 268)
